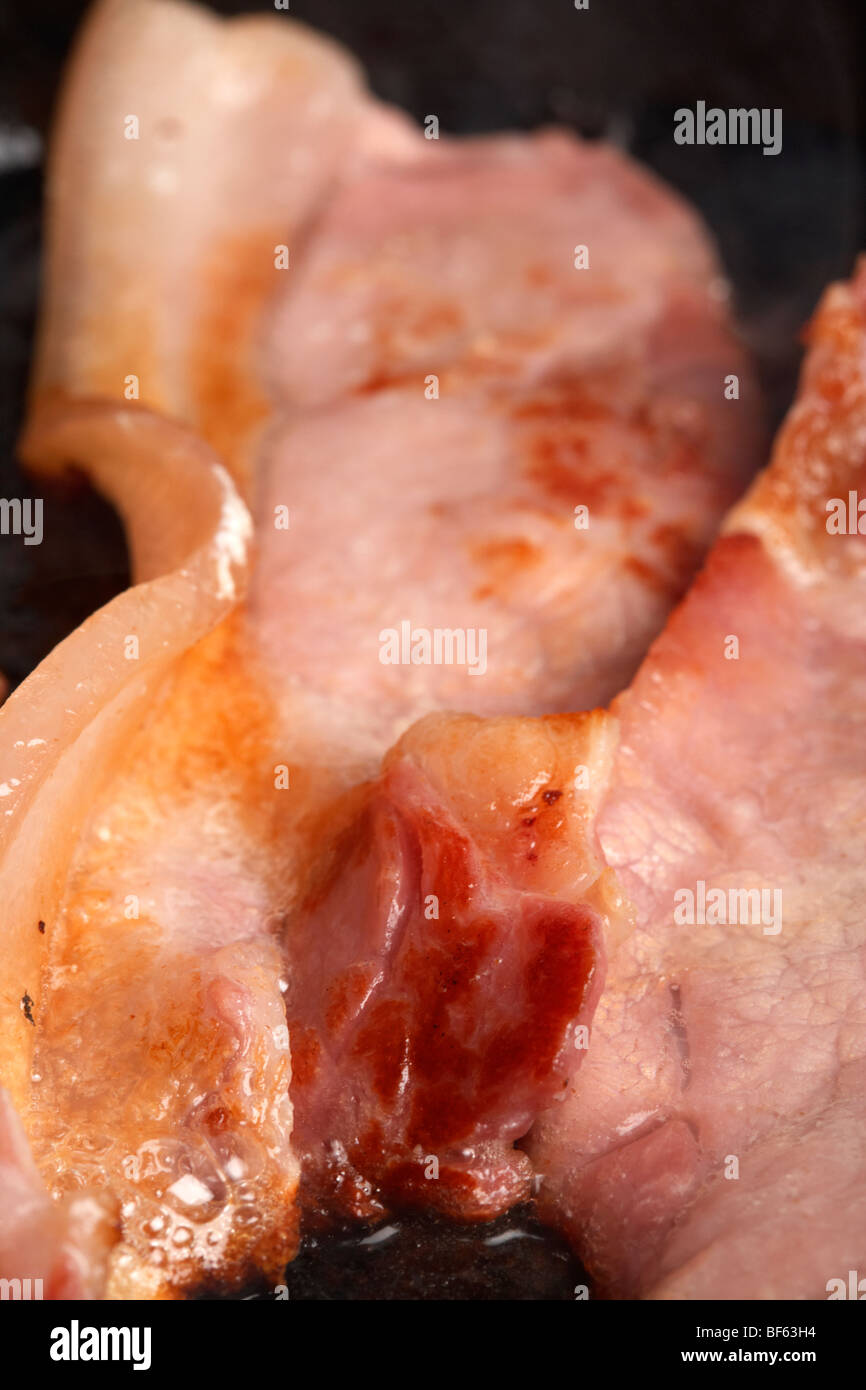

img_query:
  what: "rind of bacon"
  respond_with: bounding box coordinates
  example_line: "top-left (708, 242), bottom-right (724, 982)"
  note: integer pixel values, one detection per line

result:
top-left (30, 0), bottom-right (378, 497)
top-left (1, 404), bottom-right (283, 1299)
top-left (4, 401), bottom-right (249, 1115)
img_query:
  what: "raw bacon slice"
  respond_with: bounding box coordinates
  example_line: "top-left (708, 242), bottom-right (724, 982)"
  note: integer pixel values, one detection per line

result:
top-left (527, 262), bottom-right (866, 1299)
top-left (5, 0), bottom-right (766, 1297)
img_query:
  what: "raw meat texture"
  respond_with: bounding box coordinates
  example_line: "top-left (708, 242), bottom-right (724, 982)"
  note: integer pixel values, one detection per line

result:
top-left (247, 120), bottom-right (762, 722)
top-left (253, 119), bottom-right (761, 720)
top-left (4, 0), bottom-right (765, 1297)
top-left (528, 263), bottom-right (866, 1299)
top-left (266, 130), bottom-right (740, 408)
top-left (286, 709), bottom-right (620, 1221)
top-left (251, 337), bottom-right (755, 730)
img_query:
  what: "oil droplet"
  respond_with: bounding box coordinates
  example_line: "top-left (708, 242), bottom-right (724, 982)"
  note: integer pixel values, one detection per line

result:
top-left (234, 1207), bottom-right (261, 1229)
